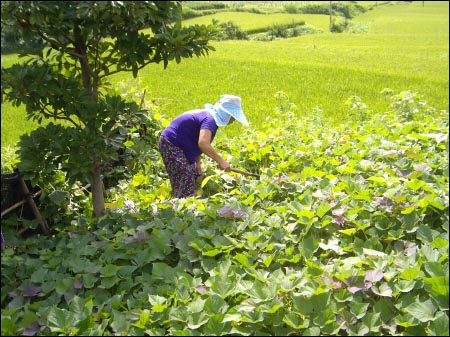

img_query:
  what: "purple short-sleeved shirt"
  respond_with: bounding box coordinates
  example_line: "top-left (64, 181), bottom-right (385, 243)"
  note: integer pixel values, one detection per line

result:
top-left (161, 109), bottom-right (218, 164)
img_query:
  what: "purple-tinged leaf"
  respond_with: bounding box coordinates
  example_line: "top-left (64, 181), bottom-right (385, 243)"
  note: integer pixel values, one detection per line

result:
top-left (400, 202), bottom-right (419, 214)
top-left (24, 284), bottom-right (41, 297)
top-left (134, 232), bottom-right (148, 241)
top-left (22, 321), bottom-right (40, 336)
top-left (333, 215), bottom-right (346, 227)
top-left (124, 232), bottom-right (150, 243)
top-left (365, 269), bottom-right (384, 283)
top-left (91, 241), bottom-right (107, 248)
top-left (8, 289), bottom-right (21, 298)
top-left (195, 285), bottom-right (209, 295)
top-left (332, 207), bottom-right (346, 216)
top-left (217, 205), bottom-right (248, 219)
top-left (402, 240), bottom-right (419, 256)
top-left (322, 275), bottom-right (345, 289)
top-left (348, 286), bottom-right (360, 294)
top-left (73, 278), bottom-right (84, 289)
top-left (348, 286), bottom-right (367, 294)
top-left (374, 196), bottom-right (393, 208)
top-left (332, 281), bottom-right (345, 289)
top-left (395, 168), bottom-right (411, 177)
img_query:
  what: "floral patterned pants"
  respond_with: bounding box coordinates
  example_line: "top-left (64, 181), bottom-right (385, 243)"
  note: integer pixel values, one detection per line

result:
top-left (158, 136), bottom-right (198, 198)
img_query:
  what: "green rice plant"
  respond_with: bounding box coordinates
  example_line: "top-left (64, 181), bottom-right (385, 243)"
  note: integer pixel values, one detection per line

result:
top-left (353, 0), bottom-right (449, 35)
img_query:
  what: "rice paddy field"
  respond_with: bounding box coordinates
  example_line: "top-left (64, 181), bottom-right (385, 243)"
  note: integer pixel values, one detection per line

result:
top-left (1, 0), bottom-right (449, 156)
top-left (111, 0), bottom-right (449, 136)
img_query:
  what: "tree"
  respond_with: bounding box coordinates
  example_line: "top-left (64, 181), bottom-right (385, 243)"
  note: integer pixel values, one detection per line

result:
top-left (1, 1), bottom-right (218, 217)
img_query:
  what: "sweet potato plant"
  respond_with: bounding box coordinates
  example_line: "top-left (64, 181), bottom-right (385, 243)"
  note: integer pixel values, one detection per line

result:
top-left (1, 91), bottom-right (448, 336)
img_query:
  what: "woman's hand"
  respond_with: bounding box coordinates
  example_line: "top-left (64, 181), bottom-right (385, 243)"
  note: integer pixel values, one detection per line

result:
top-left (195, 156), bottom-right (204, 176)
top-left (218, 159), bottom-right (231, 171)
top-left (197, 164), bottom-right (204, 176)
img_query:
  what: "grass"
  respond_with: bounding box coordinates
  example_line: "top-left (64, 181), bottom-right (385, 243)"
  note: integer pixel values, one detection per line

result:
top-left (1, 1), bottom-right (448, 161)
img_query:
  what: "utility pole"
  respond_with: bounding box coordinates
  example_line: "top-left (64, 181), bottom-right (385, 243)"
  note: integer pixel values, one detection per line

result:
top-left (329, 1), bottom-right (333, 32)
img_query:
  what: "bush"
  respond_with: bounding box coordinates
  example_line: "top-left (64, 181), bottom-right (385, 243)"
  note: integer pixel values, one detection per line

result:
top-left (215, 21), bottom-right (248, 40)
top-left (245, 20), bottom-right (308, 37)
top-left (299, 2), bottom-right (365, 19)
top-left (299, 3), bottom-right (329, 15)
top-left (331, 19), bottom-right (348, 33)
top-left (181, 7), bottom-right (203, 20)
top-left (234, 6), bottom-right (265, 14)
top-left (284, 4), bottom-right (300, 14)
top-left (252, 21), bottom-right (307, 41)
top-left (185, 2), bottom-right (227, 10)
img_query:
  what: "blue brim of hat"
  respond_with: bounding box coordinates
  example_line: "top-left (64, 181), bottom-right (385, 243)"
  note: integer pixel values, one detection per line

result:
top-left (218, 103), bottom-right (249, 126)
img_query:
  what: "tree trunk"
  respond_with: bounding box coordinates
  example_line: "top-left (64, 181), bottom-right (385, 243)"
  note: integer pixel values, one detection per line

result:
top-left (74, 24), bottom-right (105, 217)
top-left (91, 163), bottom-right (105, 217)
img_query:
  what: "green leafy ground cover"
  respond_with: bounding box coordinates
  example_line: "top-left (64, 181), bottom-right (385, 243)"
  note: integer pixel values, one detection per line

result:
top-left (1, 91), bottom-right (448, 335)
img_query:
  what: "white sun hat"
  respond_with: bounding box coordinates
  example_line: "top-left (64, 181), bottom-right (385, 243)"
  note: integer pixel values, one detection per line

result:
top-left (205, 94), bottom-right (249, 127)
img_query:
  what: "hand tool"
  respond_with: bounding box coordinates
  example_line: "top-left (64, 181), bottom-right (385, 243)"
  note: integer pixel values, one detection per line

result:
top-left (230, 167), bottom-right (260, 179)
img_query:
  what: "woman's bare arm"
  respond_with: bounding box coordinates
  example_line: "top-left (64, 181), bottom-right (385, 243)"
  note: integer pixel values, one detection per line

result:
top-left (198, 129), bottom-right (230, 171)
